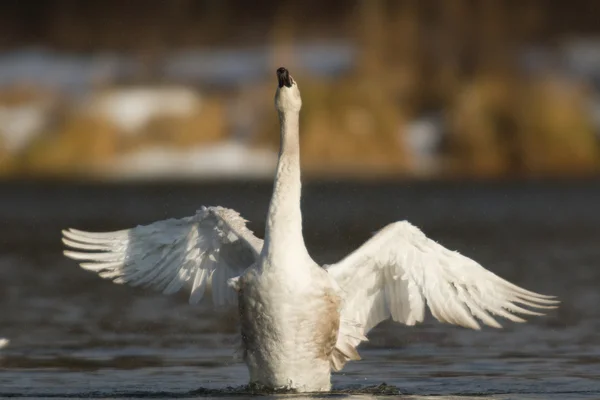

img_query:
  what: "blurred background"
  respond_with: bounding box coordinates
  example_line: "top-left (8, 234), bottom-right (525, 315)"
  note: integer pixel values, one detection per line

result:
top-left (1, 1), bottom-right (599, 398)
top-left (0, 0), bottom-right (600, 180)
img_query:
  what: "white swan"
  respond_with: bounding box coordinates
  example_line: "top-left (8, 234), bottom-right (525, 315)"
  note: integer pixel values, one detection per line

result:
top-left (62, 67), bottom-right (558, 392)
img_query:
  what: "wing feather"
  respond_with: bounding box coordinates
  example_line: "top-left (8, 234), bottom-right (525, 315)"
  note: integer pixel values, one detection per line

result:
top-left (63, 206), bottom-right (263, 306)
top-left (327, 220), bottom-right (558, 368)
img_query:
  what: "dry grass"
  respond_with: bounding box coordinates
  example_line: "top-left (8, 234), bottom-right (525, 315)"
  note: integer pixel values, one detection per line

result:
top-left (15, 94), bottom-right (229, 177)
top-left (22, 114), bottom-right (119, 177)
top-left (2, 74), bottom-right (600, 180)
top-left (125, 97), bottom-right (228, 151)
top-left (2, 1), bottom-right (600, 179)
top-left (0, 145), bottom-right (17, 176)
top-left (516, 76), bottom-right (599, 175)
top-left (445, 73), bottom-right (600, 178)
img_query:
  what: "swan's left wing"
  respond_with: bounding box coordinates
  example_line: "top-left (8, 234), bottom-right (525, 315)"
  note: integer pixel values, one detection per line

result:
top-left (326, 221), bottom-right (557, 368)
top-left (63, 206), bottom-right (263, 307)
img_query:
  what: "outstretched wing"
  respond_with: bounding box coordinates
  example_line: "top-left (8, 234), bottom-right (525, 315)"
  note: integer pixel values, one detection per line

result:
top-left (326, 221), bottom-right (557, 368)
top-left (63, 206), bottom-right (263, 306)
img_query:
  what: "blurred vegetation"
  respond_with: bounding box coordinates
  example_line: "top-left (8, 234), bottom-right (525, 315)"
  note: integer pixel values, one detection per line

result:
top-left (0, 0), bottom-right (600, 179)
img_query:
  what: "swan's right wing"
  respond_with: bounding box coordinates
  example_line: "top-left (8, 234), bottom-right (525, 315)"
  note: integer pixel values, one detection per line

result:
top-left (63, 206), bottom-right (263, 307)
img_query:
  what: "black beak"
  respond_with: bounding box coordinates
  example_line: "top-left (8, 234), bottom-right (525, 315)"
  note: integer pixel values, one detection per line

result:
top-left (277, 67), bottom-right (293, 88)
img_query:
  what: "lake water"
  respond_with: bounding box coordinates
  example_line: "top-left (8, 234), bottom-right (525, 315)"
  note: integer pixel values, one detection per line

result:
top-left (0, 180), bottom-right (599, 399)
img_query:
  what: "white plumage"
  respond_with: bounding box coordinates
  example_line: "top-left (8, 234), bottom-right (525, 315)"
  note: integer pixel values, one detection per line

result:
top-left (327, 221), bottom-right (556, 333)
top-left (63, 67), bottom-right (557, 392)
top-left (63, 206), bottom-right (261, 307)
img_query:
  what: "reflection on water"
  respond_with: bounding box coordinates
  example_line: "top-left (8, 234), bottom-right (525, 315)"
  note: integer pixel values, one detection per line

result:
top-left (0, 180), bottom-right (599, 399)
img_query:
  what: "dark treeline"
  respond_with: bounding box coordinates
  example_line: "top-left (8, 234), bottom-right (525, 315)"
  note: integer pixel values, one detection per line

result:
top-left (0, 0), bottom-right (598, 51)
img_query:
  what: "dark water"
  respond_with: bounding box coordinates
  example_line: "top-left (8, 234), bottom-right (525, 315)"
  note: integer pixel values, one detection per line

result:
top-left (0, 180), bottom-right (599, 399)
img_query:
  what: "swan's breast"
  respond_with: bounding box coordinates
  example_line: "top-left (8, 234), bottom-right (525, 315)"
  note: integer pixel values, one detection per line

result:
top-left (236, 268), bottom-right (340, 389)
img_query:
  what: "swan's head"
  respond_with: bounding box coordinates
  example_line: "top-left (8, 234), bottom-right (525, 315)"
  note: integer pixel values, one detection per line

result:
top-left (275, 67), bottom-right (302, 113)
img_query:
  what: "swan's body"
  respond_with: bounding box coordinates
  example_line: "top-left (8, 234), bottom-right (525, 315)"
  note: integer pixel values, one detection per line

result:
top-left (63, 68), bottom-right (557, 392)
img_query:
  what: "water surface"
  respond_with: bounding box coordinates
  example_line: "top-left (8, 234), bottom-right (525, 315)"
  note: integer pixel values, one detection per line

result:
top-left (0, 180), bottom-right (599, 399)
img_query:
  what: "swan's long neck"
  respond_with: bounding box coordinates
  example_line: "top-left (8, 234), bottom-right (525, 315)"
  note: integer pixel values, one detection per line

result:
top-left (263, 109), bottom-right (307, 260)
